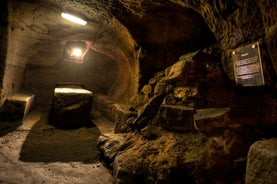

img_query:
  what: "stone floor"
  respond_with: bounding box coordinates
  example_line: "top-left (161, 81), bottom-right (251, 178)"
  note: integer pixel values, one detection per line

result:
top-left (0, 108), bottom-right (114, 184)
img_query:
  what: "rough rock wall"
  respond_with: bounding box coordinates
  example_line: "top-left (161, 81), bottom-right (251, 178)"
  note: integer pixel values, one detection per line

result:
top-left (97, 46), bottom-right (271, 183)
top-left (166, 0), bottom-right (277, 132)
top-left (0, 1), bottom-right (8, 105)
top-left (98, 45), bottom-right (276, 184)
top-left (81, 17), bottom-right (140, 102)
top-left (93, 18), bottom-right (141, 101)
top-left (113, 2), bottom-right (217, 90)
top-left (1, 1), bottom-right (39, 105)
top-left (171, 0), bottom-right (277, 83)
top-left (4, 0), bottom-right (140, 105)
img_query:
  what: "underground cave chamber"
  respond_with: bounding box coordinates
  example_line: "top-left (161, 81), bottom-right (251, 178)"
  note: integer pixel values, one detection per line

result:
top-left (0, 0), bottom-right (276, 183)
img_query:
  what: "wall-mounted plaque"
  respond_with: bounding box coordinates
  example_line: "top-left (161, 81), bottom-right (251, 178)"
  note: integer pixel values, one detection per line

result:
top-left (232, 42), bottom-right (265, 86)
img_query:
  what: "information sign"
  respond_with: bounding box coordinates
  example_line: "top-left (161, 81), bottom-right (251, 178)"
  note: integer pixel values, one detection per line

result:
top-left (232, 42), bottom-right (264, 86)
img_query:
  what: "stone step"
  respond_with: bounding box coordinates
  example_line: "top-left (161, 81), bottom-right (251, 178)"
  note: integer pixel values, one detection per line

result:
top-left (94, 95), bottom-right (136, 128)
top-left (91, 111), bottom-right (114, 134)
top-left (193, 107), bottom-right (230, 134)
top-left (0, 93), bottom-right (35, 122)
top-left (93, 95), bottom-right (117, 122)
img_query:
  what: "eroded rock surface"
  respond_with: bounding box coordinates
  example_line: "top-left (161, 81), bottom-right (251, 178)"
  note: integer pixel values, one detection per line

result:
top-left (98, 130), bottom-right (242, 184)
top-left (246, 138), bottom-right (277, 184)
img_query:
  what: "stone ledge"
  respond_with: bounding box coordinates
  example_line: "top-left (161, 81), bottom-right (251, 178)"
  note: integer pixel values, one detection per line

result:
top-left (159, 104), bottom-right (195, 132)
top-left (93, 95), bottom-right (117, 122)
top-left (0, 93), bottom-right (35, 122)
top-left (193, 107), bottom-right (230, 134)
top-left (94, 95), bottom-right (136, 132)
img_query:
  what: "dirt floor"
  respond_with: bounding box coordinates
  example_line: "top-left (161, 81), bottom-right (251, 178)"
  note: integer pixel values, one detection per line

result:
top-left (0, 108), bottom-right (114, 184)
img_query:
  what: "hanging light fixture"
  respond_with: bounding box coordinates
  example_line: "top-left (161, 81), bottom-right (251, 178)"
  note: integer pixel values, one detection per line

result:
top-left (61, 41), bottom-right (89, 63)
top-left (61, 12), bottom-right (87, 25)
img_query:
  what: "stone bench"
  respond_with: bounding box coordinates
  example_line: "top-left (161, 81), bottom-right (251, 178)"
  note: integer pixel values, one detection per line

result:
top-left (49, 83), bottom-right (93, 129)
top-left (0, 93), bottom-right (35, 122)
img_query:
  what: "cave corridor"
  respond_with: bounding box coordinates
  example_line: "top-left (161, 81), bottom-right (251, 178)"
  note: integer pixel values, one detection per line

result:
top-left (0, 0), bottom-right (276, 183)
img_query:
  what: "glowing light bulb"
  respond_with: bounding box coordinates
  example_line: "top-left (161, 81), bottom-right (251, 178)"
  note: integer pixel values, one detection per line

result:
top-left (71, 48), bottom-right (83, 57)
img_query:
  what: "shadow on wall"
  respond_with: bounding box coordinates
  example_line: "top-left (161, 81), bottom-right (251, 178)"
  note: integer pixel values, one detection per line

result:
top-left (19, 111), bottom-right (101, 163)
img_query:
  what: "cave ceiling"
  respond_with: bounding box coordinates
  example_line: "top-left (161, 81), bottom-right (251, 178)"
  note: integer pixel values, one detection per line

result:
top-left (9, 0), bottom-right (215, 67)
